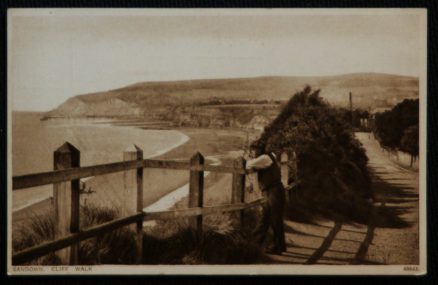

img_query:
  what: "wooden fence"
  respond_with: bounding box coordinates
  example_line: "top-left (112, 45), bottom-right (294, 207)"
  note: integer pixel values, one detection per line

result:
top-left (12, 142), bottom-right (293, 265)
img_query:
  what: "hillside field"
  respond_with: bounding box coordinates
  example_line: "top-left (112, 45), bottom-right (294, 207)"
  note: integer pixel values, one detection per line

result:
top-left (44, 73), bottom-right (419, 129)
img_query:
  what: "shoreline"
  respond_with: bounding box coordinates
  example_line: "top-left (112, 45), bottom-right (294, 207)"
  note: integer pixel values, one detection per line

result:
top-left (143, 156), bottom-right (221, 213)
top-left (12, 120), bottom-right (249, 233)
top-left (13, 194), bottom-right (51, 213)
top-left (145, 131), bottom-right (189, 159)
top-left (12, 122), bottom-right (191, 214)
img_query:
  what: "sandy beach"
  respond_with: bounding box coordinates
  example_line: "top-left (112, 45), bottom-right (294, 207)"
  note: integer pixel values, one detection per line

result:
top-left (12, 116), bottom-right (249, 231)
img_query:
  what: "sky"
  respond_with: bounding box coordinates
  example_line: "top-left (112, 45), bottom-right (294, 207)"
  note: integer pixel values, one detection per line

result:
top-left (9, 9), bottom-right (426, 111)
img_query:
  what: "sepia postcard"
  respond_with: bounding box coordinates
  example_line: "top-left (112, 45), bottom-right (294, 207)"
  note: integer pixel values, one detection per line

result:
top-left (7, 8), bottom-right (427, 275)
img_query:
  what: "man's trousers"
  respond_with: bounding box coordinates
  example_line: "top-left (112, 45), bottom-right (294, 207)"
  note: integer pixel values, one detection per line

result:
top-left (253, 184), bottom-right (286, 250)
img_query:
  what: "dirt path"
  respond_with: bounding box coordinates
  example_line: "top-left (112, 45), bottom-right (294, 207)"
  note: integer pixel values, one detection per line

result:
top-left (355, 132), bottom-right (419, 265)
top-left (267, 132), bottom-right (419, 265)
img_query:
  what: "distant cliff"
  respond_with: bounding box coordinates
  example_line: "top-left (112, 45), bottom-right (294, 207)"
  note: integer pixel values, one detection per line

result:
top-left (43, 73), bottom-right (419, 127)
top-left (46, 97), bottom-right (144, 118)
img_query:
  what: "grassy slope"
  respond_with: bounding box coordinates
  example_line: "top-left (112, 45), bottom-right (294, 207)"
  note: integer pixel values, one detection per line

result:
top-left (47, 73), bottom-right (418, 118)
top-left (12, 127), bottom-right (266, 265)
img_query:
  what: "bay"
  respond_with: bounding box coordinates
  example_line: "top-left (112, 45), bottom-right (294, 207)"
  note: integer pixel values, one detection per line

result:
top-left (11, 112), bottom-right (189, 210)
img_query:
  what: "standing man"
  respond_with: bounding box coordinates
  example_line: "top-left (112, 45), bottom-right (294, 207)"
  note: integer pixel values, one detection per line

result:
top-left (246, 142), bottom-right (287, 255)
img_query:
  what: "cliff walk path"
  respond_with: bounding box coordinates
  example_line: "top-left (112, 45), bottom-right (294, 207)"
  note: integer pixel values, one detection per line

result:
top-left (266, 132), bottom-right (420, 265)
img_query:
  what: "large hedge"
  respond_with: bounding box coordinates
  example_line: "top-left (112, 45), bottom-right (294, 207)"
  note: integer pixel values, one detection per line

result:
top-left (252, 86), bottom-right (372, 222)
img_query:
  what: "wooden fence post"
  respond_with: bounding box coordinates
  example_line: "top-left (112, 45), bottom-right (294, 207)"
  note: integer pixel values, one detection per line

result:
top-left (280, 152), bottom-right (289, 187)
top-left (292, 151), bottom-right (298, 182)
top-left (280, 152), bottom-right (291, 202)
top-left (123, 145), bottom-right (142, 216)
top-left (123, 145), bottom-right (143, 263)
top-left (231, 156), bottom-right (246, 228)
top-left (53, 142), bottom-right (80, 265)
top-left (189, 152), bottom-right (204, 242)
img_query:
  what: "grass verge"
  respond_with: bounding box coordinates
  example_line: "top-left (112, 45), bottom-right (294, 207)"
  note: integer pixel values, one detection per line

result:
top-left (12, 205), bottom-right (266, 265)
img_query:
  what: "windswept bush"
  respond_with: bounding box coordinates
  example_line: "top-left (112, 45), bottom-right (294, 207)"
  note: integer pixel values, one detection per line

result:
top-left (252, 86), bottom-right (372, 223)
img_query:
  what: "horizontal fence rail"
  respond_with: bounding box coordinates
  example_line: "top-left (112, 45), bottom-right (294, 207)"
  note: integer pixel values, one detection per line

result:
top-left (143, 198), bottom-right (265, 221)
top-left (12, 213), bottom-right (144, 265)
top-left (13, 159), bottom-right (253, 190)
top-left (13, 199), bottom-right (265, 265)
top-left (11, 141), bottom-right (292, 266)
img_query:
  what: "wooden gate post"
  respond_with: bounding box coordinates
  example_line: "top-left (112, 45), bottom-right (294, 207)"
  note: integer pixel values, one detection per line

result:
top-left (189, 152), bottom-right (204, 242)
top-left (53, 142), bottom-right (80, 265)
top-left (231, 156), bottom-right (246, 228)
top-left (123, 145), bottom-right (144, 263)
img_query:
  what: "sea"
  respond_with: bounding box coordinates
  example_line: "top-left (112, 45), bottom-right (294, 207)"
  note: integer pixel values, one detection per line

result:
top-left (11, 112), bottom-right (189, 211)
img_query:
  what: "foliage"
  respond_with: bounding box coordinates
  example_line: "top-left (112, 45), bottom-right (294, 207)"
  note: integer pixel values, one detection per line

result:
top-left (252, 86), bottom-right (372, 222)
top-left (13, 205), bottom-right (265, 265)
top-left (12, 212), bottom-right (56, 253)
top-left (141, 208), bottom-right (265, 264)
top-left (13, 205), bottom-right (138, 265)
top-left (373, 99), bottom-right (419, 155)
top-left (400, 125), bottom-right (419, 157)
top-left (338, 108), bottom-right (371, 130)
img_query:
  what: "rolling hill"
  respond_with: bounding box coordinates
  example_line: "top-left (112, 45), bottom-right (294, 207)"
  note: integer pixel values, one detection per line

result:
top-left (43, 73), bottom-right (419, 128)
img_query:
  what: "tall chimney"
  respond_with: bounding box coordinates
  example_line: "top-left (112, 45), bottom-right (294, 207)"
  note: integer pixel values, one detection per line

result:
top-left (349, 92), bottom-right (353, 125)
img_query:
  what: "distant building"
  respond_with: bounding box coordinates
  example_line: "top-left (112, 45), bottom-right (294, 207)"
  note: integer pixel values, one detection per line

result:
top-left (370, 107), bottom-right (391, 117)
top-left (360, 118), bottom-right (368, 128)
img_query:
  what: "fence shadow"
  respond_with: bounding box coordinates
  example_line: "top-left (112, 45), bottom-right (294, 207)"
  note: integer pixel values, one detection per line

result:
top-left (275, 165), bottom-right (416, 265)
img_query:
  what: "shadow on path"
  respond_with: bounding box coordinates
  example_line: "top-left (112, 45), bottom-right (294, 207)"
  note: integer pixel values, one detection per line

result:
top-left (305, 222), bottom-right (342, 264)
top-left (266, 166), bottom-right (414, 264)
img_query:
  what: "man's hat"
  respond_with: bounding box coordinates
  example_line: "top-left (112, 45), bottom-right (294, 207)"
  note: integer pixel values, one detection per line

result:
top-left (249, 139), bottom-right (266, 153)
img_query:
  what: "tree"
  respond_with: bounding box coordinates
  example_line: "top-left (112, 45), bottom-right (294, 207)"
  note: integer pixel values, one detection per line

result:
top-left (400, 125), bottom-right (419, 166)
top-left (373, 99), bottom-right (419, 150)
